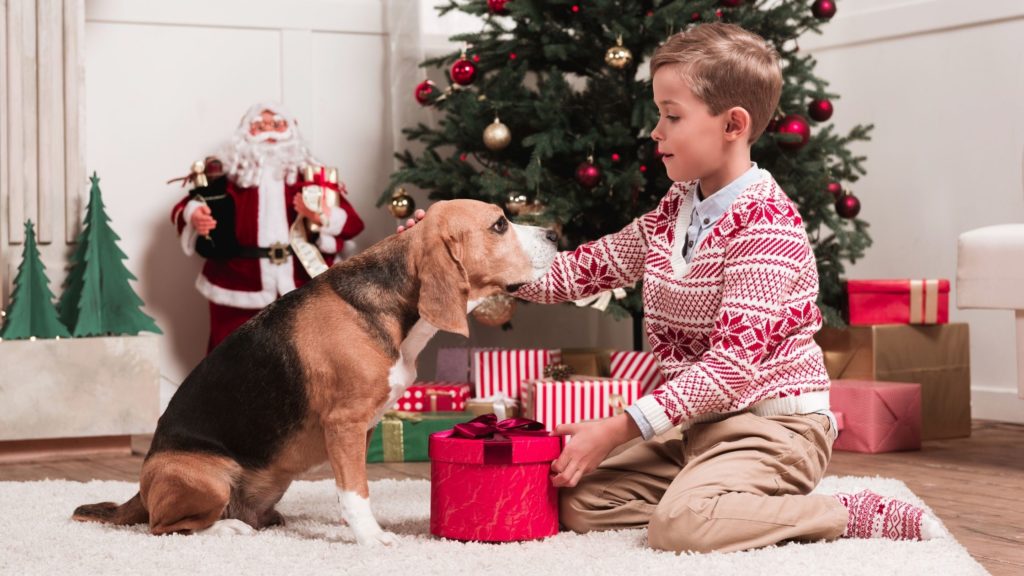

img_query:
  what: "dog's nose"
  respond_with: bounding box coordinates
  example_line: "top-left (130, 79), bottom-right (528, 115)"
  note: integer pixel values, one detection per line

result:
top-left (545, 229), bottom-right (559, 244)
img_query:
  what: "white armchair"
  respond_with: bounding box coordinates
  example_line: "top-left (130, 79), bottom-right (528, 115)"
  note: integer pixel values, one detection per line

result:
top-left (956, 224), bottom-right (1024, 398)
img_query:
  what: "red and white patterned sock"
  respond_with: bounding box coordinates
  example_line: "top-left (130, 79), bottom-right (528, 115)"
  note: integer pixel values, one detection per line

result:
top-left (834, 489), bottom-right (942, 541)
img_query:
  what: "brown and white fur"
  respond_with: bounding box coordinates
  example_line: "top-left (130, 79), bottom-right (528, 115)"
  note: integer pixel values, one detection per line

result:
top-left (72, 200), bottom-right (558, 546)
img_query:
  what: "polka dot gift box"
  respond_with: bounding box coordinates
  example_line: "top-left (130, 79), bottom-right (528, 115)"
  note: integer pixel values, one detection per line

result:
top-left (393, 382), bottom-right (471, 412)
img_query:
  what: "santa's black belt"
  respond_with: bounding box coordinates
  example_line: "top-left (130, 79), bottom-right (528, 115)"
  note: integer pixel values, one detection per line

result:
top-left (237, 243), bottom-right (293, 264)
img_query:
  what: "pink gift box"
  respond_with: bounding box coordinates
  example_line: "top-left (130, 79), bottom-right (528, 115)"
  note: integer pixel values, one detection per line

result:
top-left (845, 279), bottom-right (950, 326)
top-left (830, 380), bottom-right (921, 453)
top-left (609, 351), bottom-right (665, 395)
top-left (429, 420), bottom-right (562, 542)
top-left (393, 383), bottom-right (471, 412)
top-left (473, 349), bottom-right (561, 400)
top-left (521, 377), bottom-right (641, 433)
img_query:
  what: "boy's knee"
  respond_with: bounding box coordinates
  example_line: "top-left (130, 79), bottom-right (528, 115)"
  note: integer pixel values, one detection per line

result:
top-left (647, 496), bottom-right (716, 553)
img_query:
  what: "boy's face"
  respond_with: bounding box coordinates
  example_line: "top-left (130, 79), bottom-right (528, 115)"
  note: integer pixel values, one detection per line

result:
top-left (651, 67), bottom-right (729, 183)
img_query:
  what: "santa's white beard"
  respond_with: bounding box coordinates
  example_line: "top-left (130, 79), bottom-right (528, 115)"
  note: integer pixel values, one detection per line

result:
top-left (220, 131), bottom-right (316, 189)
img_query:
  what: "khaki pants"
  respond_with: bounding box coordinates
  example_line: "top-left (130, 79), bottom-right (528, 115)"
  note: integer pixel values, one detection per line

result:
top-left (560, 412), bottom-right (849, 554)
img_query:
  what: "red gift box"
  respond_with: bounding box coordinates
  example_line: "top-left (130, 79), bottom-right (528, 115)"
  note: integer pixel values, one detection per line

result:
top-left (392, 383), bottom-right (471, 412)
top-left (830, 379), bottom-right (922, 453)
top-left (521, 377), bottom-right (641, 433)
top-left (609, 351), bottom-right (665, 395)
top-left (845, 279), bottom-right (950, 326)
top-left (429, 416), bottom-right (562, 542)
top-left (473, 349), bottom-right (561, 400)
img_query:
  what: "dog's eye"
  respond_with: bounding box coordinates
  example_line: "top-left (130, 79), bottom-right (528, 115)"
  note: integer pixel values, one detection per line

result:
top-left (492, 217), bottom-right (508, 234)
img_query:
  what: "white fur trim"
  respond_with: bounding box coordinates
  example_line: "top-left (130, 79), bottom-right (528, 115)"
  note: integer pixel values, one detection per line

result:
top-left (320, 203), bottom-right (347, 236)
top-left (317, 234), bottom-right (339, 255)
top-left (341, 240), bottom-right (359, 259)
top-left (195, 274), bottom-right (275, 309)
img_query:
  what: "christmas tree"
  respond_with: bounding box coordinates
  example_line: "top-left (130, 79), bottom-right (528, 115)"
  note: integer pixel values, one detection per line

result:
top-left (0, 221), bottom-right (71, 340)
top-left (58, 172), bottom-right (161, 336)
top-left (386, 0), bottom-right (870, 332)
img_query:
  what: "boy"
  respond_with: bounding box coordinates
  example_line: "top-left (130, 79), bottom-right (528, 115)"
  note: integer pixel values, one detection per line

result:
top-left (402, 23), bottom-right (940, 553)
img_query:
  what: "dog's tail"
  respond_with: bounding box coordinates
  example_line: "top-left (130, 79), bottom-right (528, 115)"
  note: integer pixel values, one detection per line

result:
top-left (73, 492), bottom-right (148, 526)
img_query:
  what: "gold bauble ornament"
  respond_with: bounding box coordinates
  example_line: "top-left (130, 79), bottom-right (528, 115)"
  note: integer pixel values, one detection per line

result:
top-left (604, 37), bottom-right (633, 69)
top-left (471, 294), bottom-right (517, 326)
top-left (388, 187), bottom-right (415, 219)
top-left (483, 117), bottom-right (512, 151)
top-left (506, 192), bottom-right (529, 215)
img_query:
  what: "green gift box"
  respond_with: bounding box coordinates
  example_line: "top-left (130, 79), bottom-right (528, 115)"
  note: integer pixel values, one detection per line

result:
top-left (367, 411), bottom-right (470, 462)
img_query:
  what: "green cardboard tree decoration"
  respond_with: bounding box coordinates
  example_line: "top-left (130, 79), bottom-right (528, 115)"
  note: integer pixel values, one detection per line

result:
top-left (58, 172), bottom-right (161, 336)
top-left (0, 220), bottom-right (71, 340)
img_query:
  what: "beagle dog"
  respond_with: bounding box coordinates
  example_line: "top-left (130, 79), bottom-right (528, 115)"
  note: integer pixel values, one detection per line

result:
top-left (73, 199), bottom-right (558, 546)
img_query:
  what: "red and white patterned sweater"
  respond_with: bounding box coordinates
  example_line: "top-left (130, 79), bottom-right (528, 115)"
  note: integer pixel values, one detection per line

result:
top-left (515, 173), bottom-right (831, 435)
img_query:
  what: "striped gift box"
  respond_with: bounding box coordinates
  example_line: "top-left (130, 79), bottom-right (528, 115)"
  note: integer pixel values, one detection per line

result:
top-left (473, 349), bottom-right (561, 400)
top-left (609, 351), bottom-right (665, 395)
top-left (521, 377), bottom-right (641, 433)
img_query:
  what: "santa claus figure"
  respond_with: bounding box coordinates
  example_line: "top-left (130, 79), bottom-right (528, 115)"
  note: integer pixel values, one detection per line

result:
top-left (171, 102), bottom-right (363, 351)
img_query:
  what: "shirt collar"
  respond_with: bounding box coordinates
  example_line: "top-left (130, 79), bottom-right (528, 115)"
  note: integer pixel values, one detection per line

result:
top-left (694, 163), bottom-right (760, 221)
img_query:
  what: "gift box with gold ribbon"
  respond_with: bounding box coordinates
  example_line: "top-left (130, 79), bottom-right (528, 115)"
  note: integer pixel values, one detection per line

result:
top-left (845, 279), bottom-right (950, 326)
top-left (520, 377), bottom-right (641, 433)
top-left (366, 411), bottom-right (470, 463)
top-left (391, 382), bottom-right (471, 412)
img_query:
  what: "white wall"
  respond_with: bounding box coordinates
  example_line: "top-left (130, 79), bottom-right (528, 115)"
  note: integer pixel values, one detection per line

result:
top-left (802, 0), bottom-right (1024, 422)
top-left (80, 0), bottom-right (400, 403)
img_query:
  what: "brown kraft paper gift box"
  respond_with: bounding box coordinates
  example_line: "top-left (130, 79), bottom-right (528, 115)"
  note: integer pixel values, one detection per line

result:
top-left (815, 323), bottom-right (971, 440)
top-left (559, 348), bottom-right (616, 377)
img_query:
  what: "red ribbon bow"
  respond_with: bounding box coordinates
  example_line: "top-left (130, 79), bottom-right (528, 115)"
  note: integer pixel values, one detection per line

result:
top-left (453, 414), bottom-right (549, 439)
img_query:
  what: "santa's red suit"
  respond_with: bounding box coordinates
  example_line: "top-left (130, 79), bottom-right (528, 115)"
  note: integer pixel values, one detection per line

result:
top-left (171, 169), bottom-right (363, 351)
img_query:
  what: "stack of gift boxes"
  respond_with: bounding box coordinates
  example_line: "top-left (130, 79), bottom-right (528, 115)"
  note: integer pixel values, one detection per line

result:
top-left (819, 279), bottom-right (971, 453)
top-left (369, 347), bottom-right (665, 463)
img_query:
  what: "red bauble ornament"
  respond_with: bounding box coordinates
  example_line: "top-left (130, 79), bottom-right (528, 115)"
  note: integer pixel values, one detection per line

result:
top-left (776, 114), bottom-right (811, 150)
top-left (413, 79), bottom-right (435, 105)
top-left (487, 0), bottom-right (509, 15)
top-left (571, 4), bottom-right (580, 13)
top-left (827, 181), bottom-right (843, 200)
top-left (808, 98), bottom-right (834, 121)
top-left (690, 12), bottom-right (701, 22)
top-left (450, 57), bottom-right (477, 86)
top-left (812, 0), bottom-right (837, 20)
top-left (509, 52), bottom-right (517, 60)
top-left (611, 153), bottom-right (621, 162)
top-left (835, 193), bottom-right (861, 219)
top-left (720, 0), bottom-right (743, 7)
top-left (575, 159), bottom-right (601, 188)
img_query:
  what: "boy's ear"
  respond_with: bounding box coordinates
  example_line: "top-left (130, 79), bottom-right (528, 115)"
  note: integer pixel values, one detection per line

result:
top-left (724, 107), bottom-right (751, 142)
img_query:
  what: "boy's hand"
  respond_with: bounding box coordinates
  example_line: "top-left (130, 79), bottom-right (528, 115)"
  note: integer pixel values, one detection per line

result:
top-left (397, 209), bottom-right (426, 233)
top-left (550, 413), bottom-right (641, 488)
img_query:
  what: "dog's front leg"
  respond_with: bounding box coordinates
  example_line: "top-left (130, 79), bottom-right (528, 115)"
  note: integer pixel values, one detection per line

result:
top-left (324, 421), bottom-right (397, 546)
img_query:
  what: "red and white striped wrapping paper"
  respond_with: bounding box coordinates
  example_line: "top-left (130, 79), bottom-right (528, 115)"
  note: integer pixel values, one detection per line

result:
top-left (473, 349), bottom-right (561, 400)
top-left (609, 351), bottom-right (665, 396)
top-left (521, 378), bottom-right (641, 433)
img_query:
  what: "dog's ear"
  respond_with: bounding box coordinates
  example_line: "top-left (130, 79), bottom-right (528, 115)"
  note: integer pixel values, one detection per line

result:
top-left (416, 211), bottom-right (470, 337)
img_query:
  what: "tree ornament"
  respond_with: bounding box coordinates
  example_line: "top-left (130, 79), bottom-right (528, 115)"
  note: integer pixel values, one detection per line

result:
top-left (575, 156), bottom-right (601, 188)
top-left (450, 51), bottom-right (477, 86)
top-left (827, 181), bottom-right (843, 200)
top-left (776, 114), bottom-right (811, 150)
top-left (414, 79), bottom-right (436, 105)
top-left (471, 294), bottom-right (516, 326)
top-left (808, 98), bottom-right (834, 121)
top-left (506, 191), bottom-right (529, 215)
top-left (389, 187), bottom-right (415, 219)
top-left (812, 0), bottom-right (837, 20)
top-left (487, 0), bottom-right (509, 15)
top-left (835, 191), bottom-right (861, 219)
top-left (483, 117), bottom-right (512, 151)
top-left (605, 36), bottom-right (633, 70)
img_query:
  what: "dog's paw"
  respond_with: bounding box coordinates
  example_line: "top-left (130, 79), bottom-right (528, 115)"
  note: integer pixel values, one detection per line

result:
top-left (196, 519), bottom-right (256, 536)
top-left (353, 525), bottom-right (399, 547)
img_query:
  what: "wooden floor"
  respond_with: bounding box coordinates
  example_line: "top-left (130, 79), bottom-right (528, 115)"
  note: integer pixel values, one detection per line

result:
top-left (2, 421), bottom-right (1021, 575)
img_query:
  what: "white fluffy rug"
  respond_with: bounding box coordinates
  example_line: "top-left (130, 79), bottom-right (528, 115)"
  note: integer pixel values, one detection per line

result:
top-left (0, 476), bottom-right (987, 576)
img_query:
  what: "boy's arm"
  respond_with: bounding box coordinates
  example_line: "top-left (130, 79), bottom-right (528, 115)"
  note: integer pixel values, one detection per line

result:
top-left (514, 213), bottom-right (653, 304)
top-left (632, 200), bottom-right (819, 436)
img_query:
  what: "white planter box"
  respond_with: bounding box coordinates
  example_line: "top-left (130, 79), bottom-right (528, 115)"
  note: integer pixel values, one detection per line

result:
top-left (0, 335), bottom-right (161, 441)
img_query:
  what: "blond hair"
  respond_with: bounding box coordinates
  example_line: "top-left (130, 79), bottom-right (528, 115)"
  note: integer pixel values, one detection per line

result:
top-left (650, 23), bottom-right (782, 143)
